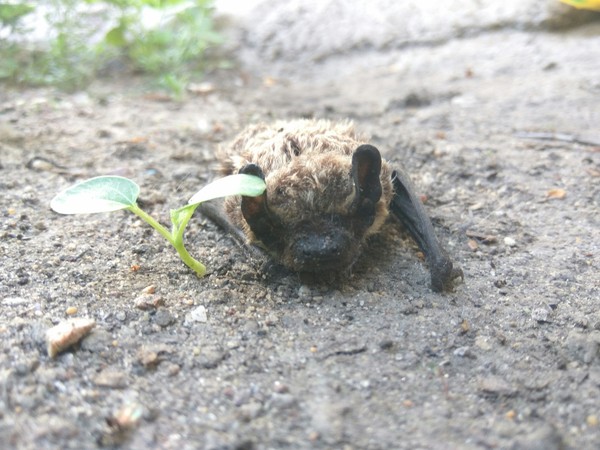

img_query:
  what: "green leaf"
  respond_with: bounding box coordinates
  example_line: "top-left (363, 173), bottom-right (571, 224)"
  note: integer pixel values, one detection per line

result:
top-left (51, 176), bottom-right (140, 214)
top-left (0, 4), bottom-right (35, 25)
top-left (170, 203), bottom-right (197, 229)
top-left (188, 174), bottom-right (266, 205)
top-left (105, 25), bottom-right (127, 47)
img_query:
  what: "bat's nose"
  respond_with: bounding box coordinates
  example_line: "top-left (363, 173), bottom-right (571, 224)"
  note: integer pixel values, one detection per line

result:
top-left (292, 231), bottom-right (352, 271)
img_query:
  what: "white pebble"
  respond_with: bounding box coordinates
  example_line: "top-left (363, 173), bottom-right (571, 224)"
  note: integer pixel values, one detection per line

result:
top-left (187, 305), bottom-right (208, 324)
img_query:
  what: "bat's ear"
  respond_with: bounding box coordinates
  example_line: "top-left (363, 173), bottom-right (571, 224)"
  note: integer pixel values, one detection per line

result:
top-left (352, 144), bottom-right (382, 204)
top-left (239, 164), bottom-right (266, 224)
top-left (238, 164), bottom-right (283, 252)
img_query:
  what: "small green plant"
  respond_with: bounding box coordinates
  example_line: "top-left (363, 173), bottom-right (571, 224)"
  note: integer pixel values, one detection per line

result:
top-left (0, 0), bottom-right (222, 94)
top-left (50, 174), bottom-right (266, 276)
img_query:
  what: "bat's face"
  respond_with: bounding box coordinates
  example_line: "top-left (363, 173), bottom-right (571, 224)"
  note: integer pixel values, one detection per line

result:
top-left (239, 145), bottom-right (389, 274)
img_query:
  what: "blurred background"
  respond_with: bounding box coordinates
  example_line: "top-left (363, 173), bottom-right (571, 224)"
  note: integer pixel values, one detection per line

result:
top-left (1, 0), bottom-right (598, 98)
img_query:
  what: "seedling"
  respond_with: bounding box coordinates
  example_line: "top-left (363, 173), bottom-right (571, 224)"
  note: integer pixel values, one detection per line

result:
top-left (50, 175), bottom-right (266, 276)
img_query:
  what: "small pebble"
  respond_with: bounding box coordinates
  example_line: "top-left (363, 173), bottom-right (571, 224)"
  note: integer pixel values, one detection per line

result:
top-left (141, 285), bottom-right (156, 294)
top-left (80, 329), bottom-right (113, 352)
top-left (237, 401), bottom-right (262, 422)
top-left (164, 362), bottom-right (181, 377)
top-left (2, 297), bottom-right (28, 306)
top-left (504, 237), bottom-right (517, 247)
top-left (459, 319), bottom-right (470, 333)
top-left (186, 305), bottom-right (208, 324)
top-left (93, 369), bottom-right (128, 388)
top-left (453, 346), bottom-right (472, 357)
top-left (475, 335), bottom-right (493, 351)
top-left (196, 345), bottom-right (227, 369)
top-left (478, 376), bottom-right (517, 397)
top-left (273, 381), bottom-right (289, 393)
top-left (587, 415), bottom-right (598, 427)
top-left (298, 285), bottom-right (312, 298)
top-left (154, 309), bottom-right (174, 327)
top-left (532, 307), bottom-right (551, 323)
top-left (134, 294), bottom-right (164, 310)
top-left (138, 349), bottom-right (159, 368)
top-left (66, 306), bottom-right (78, 315)
top-left (308, 431), bottom-right (320, 442)
top-left (268, 393), bottom-right (297, 410)
top-left (109, 403), bottom-right (143, 430)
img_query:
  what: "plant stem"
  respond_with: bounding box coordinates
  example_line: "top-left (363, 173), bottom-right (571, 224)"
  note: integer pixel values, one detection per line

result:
top-left (127, 203), bottom-right (206, 277)
top-left (128, 204), bottom-right (173, 244)
top-left (170, 204), bottom-right (206, 277)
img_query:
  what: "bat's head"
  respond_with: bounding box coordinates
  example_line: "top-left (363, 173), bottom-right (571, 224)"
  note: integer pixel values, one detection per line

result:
top-left (238, 145), bottom-right (391, 274)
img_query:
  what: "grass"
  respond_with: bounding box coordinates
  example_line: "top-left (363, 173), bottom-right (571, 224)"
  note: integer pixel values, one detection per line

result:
top-left (0, 0), bottom-right (223, 97)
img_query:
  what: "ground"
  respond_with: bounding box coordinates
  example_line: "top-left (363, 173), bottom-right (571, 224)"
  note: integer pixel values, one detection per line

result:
top-left (1, 1), bottom-right (600, 449)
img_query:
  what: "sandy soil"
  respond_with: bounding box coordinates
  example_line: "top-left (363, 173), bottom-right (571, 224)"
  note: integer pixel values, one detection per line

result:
top-left (1, 2), bottom-right (599, 449)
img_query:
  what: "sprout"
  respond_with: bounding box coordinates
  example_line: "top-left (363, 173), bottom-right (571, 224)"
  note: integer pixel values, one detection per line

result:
top-left (51, 174), bottom-right (266, 276)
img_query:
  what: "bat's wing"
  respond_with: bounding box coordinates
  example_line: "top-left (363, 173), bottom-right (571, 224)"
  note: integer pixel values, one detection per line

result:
top-left (390, 169), bottom-right (463, 292)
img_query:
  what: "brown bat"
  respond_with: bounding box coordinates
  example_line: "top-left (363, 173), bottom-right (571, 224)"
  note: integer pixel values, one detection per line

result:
top-left (201, 119), bottom-right (462, 291)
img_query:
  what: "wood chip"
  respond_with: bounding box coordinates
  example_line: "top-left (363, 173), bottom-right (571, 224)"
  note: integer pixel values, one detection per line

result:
top-left (187, 82), bottom-right (215, 95)
top-left (547, 188), bottom-right (566, 199)
top-left (46, 318), bottom-right (96, 358)
top-left (586, 168), bottom-right (600, 177)
top-left (465, 230), bottom-right (498, 244)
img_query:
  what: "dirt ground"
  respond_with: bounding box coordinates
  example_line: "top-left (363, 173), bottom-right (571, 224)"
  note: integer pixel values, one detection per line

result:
top-left (1, 2), bottom-right (600, 449)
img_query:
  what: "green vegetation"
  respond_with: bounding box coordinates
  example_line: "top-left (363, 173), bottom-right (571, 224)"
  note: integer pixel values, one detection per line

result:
top-left (0, 0), bottom-right (222, 95)
top-left (50, 174), bottom-right (266, 276)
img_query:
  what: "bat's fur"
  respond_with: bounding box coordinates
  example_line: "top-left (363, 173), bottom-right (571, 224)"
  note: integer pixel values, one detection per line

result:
top-left (215, 118), bottom-right (461, 289)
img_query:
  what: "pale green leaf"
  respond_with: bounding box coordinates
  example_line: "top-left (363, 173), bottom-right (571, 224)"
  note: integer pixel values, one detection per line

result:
top-left (188, 174), bottom-right (266, 205)
top-left (170, 203), bottom-right (197, 229)
top-left (50, 176), bottom-right (140, 214)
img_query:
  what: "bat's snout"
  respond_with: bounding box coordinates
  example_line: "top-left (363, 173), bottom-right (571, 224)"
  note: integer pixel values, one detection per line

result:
top-left (290, 228), bottom-right (355, 272)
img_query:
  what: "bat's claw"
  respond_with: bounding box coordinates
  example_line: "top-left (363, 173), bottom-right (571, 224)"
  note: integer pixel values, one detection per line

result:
top-left (430, 258), bottom-right (464, 293)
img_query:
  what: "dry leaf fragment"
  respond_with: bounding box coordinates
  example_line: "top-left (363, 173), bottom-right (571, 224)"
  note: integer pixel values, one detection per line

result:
top-left (46, 318), bottom-right (96, 358)
top-left (187, 82), bottom-right (215, 95)
top-left (547, 188), bottom-right (566, 199)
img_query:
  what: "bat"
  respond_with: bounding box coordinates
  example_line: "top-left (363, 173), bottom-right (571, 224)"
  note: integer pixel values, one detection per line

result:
top-left (201, 119), bottom-right (462, 291)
